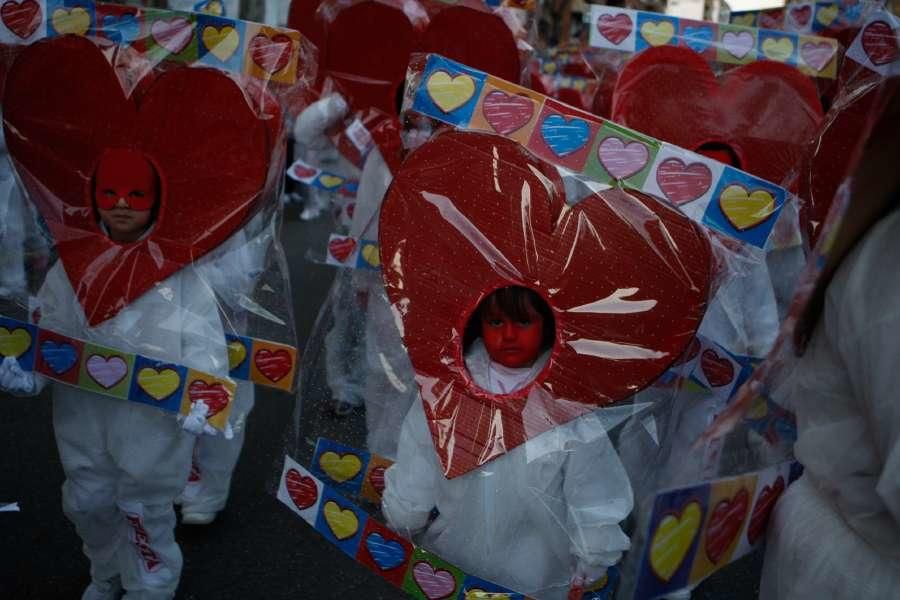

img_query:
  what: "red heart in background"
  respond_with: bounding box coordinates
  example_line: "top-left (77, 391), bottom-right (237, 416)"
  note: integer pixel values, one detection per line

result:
top-left (254, 348), bottom-right (292, 382)
top-left (656, 158), bottom-right (713, 205)
top-left (285, 468), bottom-right (318, 510)
top-left (611, 46), bottom-right (823, 186)
top-left (759, 9), bottom-right (783, 30)
top-left (1, 0), bottom-right (40, 38)
top-left (705, 487), bottom-right (750, 564)
top-left (790, 5), bottom-right (811, 26)
top-left (380, 131), bottom-right (711, 477)
top-left (368, 465), bottom-right (386, 495)
top-left (861, 20), bottom-right (898, 66)
top-left (597, 13), bottom-right (632, 45)
top-left (3, 36), bottom-right (272, 325)
top-left (250, 33), bottom-right (292, 74)
top-left (701, 348), bottom-right (734, 387)
top-left (292, 163), bottom-right (317, 179)
top-left (329, 237), bottom-right (357, 263)
top-left (188, 380), bottom-right (230, 417)
top-left (747, 476), bottom-right (785, 545)
top-left (482, 91), bottom-right (534, 135)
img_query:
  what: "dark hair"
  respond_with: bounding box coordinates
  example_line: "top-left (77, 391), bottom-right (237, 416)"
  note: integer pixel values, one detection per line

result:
top-left (463, 286), bottom-right (555, 351)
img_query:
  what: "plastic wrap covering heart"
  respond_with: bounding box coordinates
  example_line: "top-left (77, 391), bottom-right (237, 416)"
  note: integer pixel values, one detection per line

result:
top-left (2, 35), bottom-right (271, 325)
top-left (611, 46), bottom-right (824, 186)
top-left (379, 131), bottom-right (712, 478)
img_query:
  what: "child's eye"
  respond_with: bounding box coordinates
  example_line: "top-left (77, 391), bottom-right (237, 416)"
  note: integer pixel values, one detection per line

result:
top-left (517, 319), bottom-right (532, 326)
top-left (103, 189), bottom-right (116, 197)
top-left (130, 190), bottom-right (145, 198)
top-left (488, 319), bottom-right (503, 327)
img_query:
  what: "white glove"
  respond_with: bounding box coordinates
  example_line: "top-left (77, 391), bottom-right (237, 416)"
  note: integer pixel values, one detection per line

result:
top-left (292, 94), bottom-right (349, 150)
top-left (180, 400), bottom-right (235, 439)
top-left (572, 559), bottom-right (608, 589)
top-left (0, 355), bottom-right (36, 395)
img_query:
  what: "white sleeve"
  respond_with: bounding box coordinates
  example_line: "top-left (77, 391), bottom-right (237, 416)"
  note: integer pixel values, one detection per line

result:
top-left (179, 269), bottom-right (228, 377)
top-left (292, 95), bottom-right (349, 151)
top-left (349, 147), bottom-right (393, 239)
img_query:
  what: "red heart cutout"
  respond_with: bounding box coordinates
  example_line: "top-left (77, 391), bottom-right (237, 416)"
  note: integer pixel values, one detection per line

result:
top-left (254, 348), bottom-right (292, 383)
top-left (329, 237), bottom-right (357, 263)
top-left (368, 465), bottom-right (386, 495)
top-left (597, 13), bottom-right (632, 46)
top-left (3, 36), bottom-right (271, 325)
top-left (747, 476), bottom-right (785, 545)
top-left (379, 131), bottom-right (712, 477)
top-left (292, 163), bottom-right (317, 179)
top-left (861, 20), bottom-right (898, 67)
top-left (611, 46), bottom-right (823, 185)
top-left (1, 0), bottom-right (40, 39)
top-left (285, 467), bottom-right (318, 510)
top-left (481, 91), bottom-right (535, 136)
top-left (700, 348), bottom-right (734, 387)
top-left (789, 5), bottom-right (811, 26)
top-left (656, 158), bottom-right (713, 205)
top-left (249, 32), bottom-right (292, 74)
top-left (188, 380), bottom-right (230, 417)
top-left (705, 487), bottom-right (750, 564)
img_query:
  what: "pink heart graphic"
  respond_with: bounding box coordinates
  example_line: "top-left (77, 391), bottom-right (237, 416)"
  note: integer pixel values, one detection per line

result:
top-left (597, 13), bottom-right (632, 45)
top-left (800, 41), bottom-right (835, 72)
top-left (482, 91), bottom-right (534, 136)
top-left (412, 561), bottom-right (456, 600)
top-left (151, 17), bottom-right (193, 55)
top-left (597, 136), bottom-right (649, 180)
top-left (722, 31), bottom-right (755, 59)
top-left (656, 158), bottom-right (712, 204)
top-left (86, 354), bottom-right (128, 389)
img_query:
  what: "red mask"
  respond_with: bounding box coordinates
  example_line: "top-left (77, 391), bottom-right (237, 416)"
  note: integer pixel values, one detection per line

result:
top-left (93, 149), bottom-right (159, 211)
top-left (480, 307), bottom-right (544, 369)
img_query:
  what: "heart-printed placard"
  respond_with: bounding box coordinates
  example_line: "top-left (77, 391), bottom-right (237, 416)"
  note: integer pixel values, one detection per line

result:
top-left (285, 468), bottom-right (318, 510)
top-left (540, 114), bottom-right (590, 157)
top-left (40, 340), bottom-right (78, 374)
top-left (151, 17), bottom-right (193, 54)
top-left (747, 476), bottom-right (785, 545)
top-left (705, 487), bottom-right (750, 563)
top-left (719, 184), bottom-right (776, 231)
top-left (3, 36), bottom-right (272, 325)
top-left (249, 32), bottom-right (292, 74)
top-left (861, 20), bottom-right (898, 67)
top-left (227, 340), bottom-right (247, 371)
top-left (52, 7), bottom-right (89, 36)
top-left (481, 91), bottom-right (534, 135)
top-left (656, 158), bottom-right (712, 204)
top-left (0, 327), bottom-right (31, 358)
top-left (762, 37), bottom-right (794, 62)
top-left (722, 30), bottom-right (755, 59)
top-left (597, 13), bottom-right (632, 45)
top-left (597, 136), bottom-right (649, 180)
top-left (1, 0), bottom-right (41, 38)
top-left (365, 532), bottom-right (407, 571)
top-left (426, 70), bottom-right (476, 113)
top-left (253, 348), bottom-right (292, 382)
top-left (319, 451), bottom-right (362, 483)
top-left (800, 41), bottom-right (835, 72)
top-left (700, 348), bottom-right (734, 387)
top-left (202, 25), bottom-right (240, 62)
top-left (86, 354), bottom-right (128, 389)
top-left (329, 237), bottom-right (358, 263)
top-left (640, 20), bottom-right (675, 46)
top-left (412, 561), bottom-right (457, 600)
top-left (137, 367), bottom-right (181, 401)
top-left (188, 379), bottom-right (230, 417)
top-left (292, 163), bottom-right (317, 180)
top-left (323, 500), bottom-right (359, 540)
top-left (649, 501), bottom-right (702, 582)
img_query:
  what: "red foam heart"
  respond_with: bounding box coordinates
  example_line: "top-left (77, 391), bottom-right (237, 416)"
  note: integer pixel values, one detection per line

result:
top-left (249, 32), bottom-right (292, 74)
top-left (1, 0), bottom-right (40, 38)
top-left (188, 380), bottom-right (230, 417)
top-left (285, 467), bottom-right (318, 510)
top-left (701, 348), bottom-right (734, 387)
top-left (747, 476), bottom-right (785, 545)
top-left (254, 348), bottom-right (292, 383)
top-left (368, 465), bottom-right (386, 495)
top-left (329, 237), bottom-right (357, 263)
top-left (789, 5), bottom-right (811, 27)
top-left (597, 13), bottom-right (632, 46)
top-left (656, 157), bottom-right (713, 205)
top-left (611, 46), bottom-right (823, 186)
top-left (861, 20), bottom-right (898, 66)
top-left (379, 131), bottom-right (712, 477)
top-left (481, 91), bottom-right (534, 135)
top-left (705, 487), bottom-right (749, 564)
top-left (3, 36), bottom-right (271, 325)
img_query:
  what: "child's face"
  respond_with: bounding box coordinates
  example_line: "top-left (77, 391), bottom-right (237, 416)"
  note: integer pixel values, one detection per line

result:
top-left (93, 150), bottom-right (158, 243)
top-left (480, 300), bottom-right (544, 369)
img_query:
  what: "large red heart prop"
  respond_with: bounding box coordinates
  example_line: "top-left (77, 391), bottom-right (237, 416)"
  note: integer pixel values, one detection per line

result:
top-left (705, 487), bottom-right (750, 564)
top-left (379, 131), bottom-right (712, 478)
top-left (611, 46), bottom-right (823, 186)
top-left (3, 36), bottom-right (271, 325)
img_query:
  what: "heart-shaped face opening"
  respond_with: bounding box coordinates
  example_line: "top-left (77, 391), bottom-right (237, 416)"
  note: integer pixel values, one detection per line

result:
top-left (3, 35), bottom-right (274, 325)
top-left (379, 130), bottom-right (712, 477)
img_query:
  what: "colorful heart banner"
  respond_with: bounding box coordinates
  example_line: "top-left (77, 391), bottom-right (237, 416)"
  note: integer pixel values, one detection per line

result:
top-left (728, 1), bottom-right (882, 32)
top-left (286, 157), bottom-right (360, 198)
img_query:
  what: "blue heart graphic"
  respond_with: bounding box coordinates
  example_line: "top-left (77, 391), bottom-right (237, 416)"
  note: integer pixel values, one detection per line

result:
top-left (365, 532), bottom-right (406, 571)
top-left (102, 14), bottom-right (140, 44)
top-left (40, 340), bottom-right (78, 375)
top-left (684, 26), bottom-right (714, 53)
top-left (540, 114), bottom-right (590, 157)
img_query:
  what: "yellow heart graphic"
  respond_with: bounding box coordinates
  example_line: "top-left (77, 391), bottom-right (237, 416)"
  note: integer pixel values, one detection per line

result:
top-left (732, 14), bottom-right (756, 27)
top-left (816, 4), bottom-right (838, 27)
top-left (323, 500), bottom-right (358, 540)
top-left (747, 396), bottom-right (769, 420)
top-left (426, 71), bottom-right (476, 113)
top-left (465, 589), bottom-right (510, 600)
top-left (361, 244), bottom-right (381, 268)
top-left (319, 451), bottom-right (362, 483)
top-left (202, 25), bottom-right (240, 62)
top-left (650, 501), bottom-right (702, 582)
top-left (318, 174), bottom-right (344, 189)
top-left (0, 327), bottom-right (32, 358)
top-left (227, 340), bottom-right (247, 371)
top-left (762, 37), bottom-right (794, 62)
top-left (542, 62), bottom-right (557, 74)
top-left (52, 7), bottom-right (90, 36)
top-left (640, 21), bottom-right (676, 47)
top-left (137, 367), bottom-right (181, 401)
top-left (719, 185), bottom-right (777, 230)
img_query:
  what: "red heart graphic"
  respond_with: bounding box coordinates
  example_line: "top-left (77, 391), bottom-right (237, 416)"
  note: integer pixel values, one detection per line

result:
top-left (701, 348), bottom-right (734, 387)
top-left (597, 13), bottom-right (632, 46)
top-left (380, 131), bottom-right (712, 477)
top-left (1, 0), bottom-right (40, 39)
top-left (612, 46), bottom-right (822, 186)
top-left (861, 20), bottom-right (898, 66)
top-left (759, 9), bottom-right (783, 30)
top-left (368, 465), bottom-right (386, 496)
top-left (285, 467), bottom-right (318, 510)
top-left (151, 17), bottom-right (193, 55)
top-left (249, 33), bottom-right (292, 74)
top-left (329, 237), bottom-right (357, 263)
top-left (188, 380), bottom-right (230, 418)
top-left (747, 476), bottom-right (785, 545)
top-left (254, 348), bottom-right (292, 383)
top-left (292, 163), bottom-right (317, 179)
top-left (656, 158), bottom-right (712, 205)
top-left (3, 36), bottom-right (273, 325)
top-left (705, 488), bottom-right (750, 564)
top-left (789, 5), bottom-right (811, 26)
top-left (482, 91), bottom-right (534, 136)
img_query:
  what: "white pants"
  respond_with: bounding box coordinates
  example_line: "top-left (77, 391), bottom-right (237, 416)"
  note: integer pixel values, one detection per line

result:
top-left (54, 389), bottom-right (194, 599)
